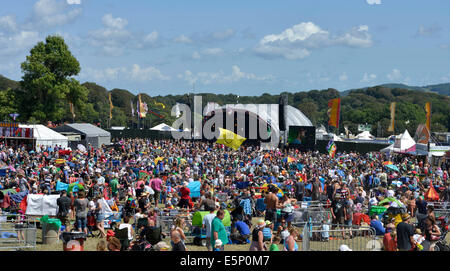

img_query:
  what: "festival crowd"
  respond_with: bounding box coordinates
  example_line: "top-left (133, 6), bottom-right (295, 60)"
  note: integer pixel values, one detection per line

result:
top-left (0, 138), bottom-right (449, 251)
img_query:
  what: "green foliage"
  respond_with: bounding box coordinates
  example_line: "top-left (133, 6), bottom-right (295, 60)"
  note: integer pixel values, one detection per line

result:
top-left (19, 35), bottom-right (87, 123)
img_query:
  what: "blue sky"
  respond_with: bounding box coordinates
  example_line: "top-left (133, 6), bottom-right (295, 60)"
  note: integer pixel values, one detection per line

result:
top-left (0, 0), bottom-right (449, 96)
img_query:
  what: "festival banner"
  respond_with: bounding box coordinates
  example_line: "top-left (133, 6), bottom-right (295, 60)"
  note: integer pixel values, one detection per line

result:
top-left (425, 102), bottom-right (431, 133)
top-left (387, 102), bottom-right (396, 132)
top-left (138, 94), bottom-right (147, 118)
top-left (109, 93), bottom-right (114, 119)
top-left (327, 98), bottom-right (341, 128)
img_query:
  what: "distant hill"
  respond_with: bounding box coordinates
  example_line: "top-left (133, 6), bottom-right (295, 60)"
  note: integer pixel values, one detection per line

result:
top-left (0, 74), bottom-right (449, 134)
top-left (344, 83), bottom-right (450, 96)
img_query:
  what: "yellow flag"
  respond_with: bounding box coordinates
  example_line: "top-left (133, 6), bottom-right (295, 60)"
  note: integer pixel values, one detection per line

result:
top-left (216, 128), bottom-right (247, 150)
top-left (388, 102), bottom-right (396, 132)
top-left (109, 93), bottom-right (114, 119)
top-left (155, 101), bottom-right (166, 109)
top-left (425, 102), bottom-right (431, 133)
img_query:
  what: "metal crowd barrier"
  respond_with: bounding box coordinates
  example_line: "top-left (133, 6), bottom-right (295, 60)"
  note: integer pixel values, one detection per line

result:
top-left (429, 202), bottom-right (450, 210)
top-left (0, 214), bottom-right (37, 251)
top-left (302, 223), bottom-right (377, 251)
top-left (292, 209), bottom-right (332, 227)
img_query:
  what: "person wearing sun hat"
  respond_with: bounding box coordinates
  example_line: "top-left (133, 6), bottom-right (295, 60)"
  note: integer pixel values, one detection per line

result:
top-left (249, 219), bottom-right (267, 251)
top-left (396, 213), bottom-right (415, 251)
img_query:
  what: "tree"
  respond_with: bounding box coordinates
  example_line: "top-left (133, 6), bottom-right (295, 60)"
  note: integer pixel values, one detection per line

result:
top-left (19, 35), bottom-right (87, 123)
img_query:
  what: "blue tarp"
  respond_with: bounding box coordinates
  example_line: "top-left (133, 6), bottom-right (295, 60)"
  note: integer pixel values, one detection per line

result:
top-left (187, 181), bottom-right (201, 198)
top-left (56, 181), bottom-right (69, 192)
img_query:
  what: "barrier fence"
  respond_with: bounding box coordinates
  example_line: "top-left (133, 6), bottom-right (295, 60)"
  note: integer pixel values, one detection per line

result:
top-left (0, 214), bottom-right (37, 251)
top-left (302, 223), bottom-right (377, 251)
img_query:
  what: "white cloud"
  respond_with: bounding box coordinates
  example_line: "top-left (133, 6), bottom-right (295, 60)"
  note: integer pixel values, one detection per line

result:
top-left (202, 48), bottom-right (224, 56)
top-left (339, 73), bottom-right (349, 81)
top-left (254, 22), bottom-right (373, 60)
top-left (179, 29), bottom-right (236, 45)
top-left (67, 0), bottom-right (81, 4)
top-left (28, 0), bottom-right (82, 29)
top-left (81, 64), bottom-right (170, 82)
top-left (88, 14), bottom-right (160, 55)
top-left (0, 31), bottom-right (40, 56)
top-left (387, 69), bottom-right (402, 81)
top-left (102, 14), bottom-right (128, 30)
top-left (173, 34), bottom-right (192, 44)
top-left (178, 65), bottom-right (274, 86)
top-left (131, 64), bottom-right (170, 81)
top-left (0, 15), bottom-right (18, 33)
top-left (367, 0), bottom-right (382, 5)
top-left (360, 72), bottom-right (377, 83)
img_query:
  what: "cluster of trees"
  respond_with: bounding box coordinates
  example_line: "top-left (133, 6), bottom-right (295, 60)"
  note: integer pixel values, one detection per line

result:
top-left (0, 35), bottom-right (449, 137)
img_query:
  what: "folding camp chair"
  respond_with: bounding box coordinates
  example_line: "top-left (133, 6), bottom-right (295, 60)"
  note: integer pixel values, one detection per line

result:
top-left (114, 228), bottom-right (130, 251)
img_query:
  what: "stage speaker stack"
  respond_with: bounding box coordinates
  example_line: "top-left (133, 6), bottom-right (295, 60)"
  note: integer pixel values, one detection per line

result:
top-left (278, 94), bottom-right (288, 131)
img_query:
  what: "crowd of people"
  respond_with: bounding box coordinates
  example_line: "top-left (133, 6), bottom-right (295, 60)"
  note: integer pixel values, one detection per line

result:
top-left (0, 138), bottom-right (449, 251)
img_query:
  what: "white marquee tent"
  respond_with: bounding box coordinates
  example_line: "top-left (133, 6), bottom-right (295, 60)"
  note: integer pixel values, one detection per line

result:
top-left (381, 130), bottom-right (416, 154)
top-left (150, 123), bottom-right (178, 132)
top-left (20, 124), bottom-right (68, 151)
top-left (355, 131), bottom-right (375, 140)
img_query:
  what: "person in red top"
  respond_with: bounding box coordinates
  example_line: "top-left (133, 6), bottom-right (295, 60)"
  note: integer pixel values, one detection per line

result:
top-left (383, 230), bottom-right (398, 251)
top-left (178, 181), bottom-right (191, 209)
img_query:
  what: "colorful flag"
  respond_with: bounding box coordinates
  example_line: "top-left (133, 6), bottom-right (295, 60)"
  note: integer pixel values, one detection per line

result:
top-left (131, 100), bottom-right (135, 117)
top-left (109, 93), bottom-right (114, 119)
top-left (327, 98), bottom-right (341, 128)
top-left (425, 102), bottom-right (431, 133)
top-left (138, 95), bottom-right (147, 118)
top-left (326, 140), bottom-right (337, 158)
top-left (216, 128), bottom-right (247, 150)
top-left (154, 101), bottom-right (166, 109)
top-left (388, 102), bottom-right (396, 132)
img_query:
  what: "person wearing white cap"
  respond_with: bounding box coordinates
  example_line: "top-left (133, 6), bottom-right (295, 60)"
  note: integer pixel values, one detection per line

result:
top-left (339, 244), bottom-right (352, 251)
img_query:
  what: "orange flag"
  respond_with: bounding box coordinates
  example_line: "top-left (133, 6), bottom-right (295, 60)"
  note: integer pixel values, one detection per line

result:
top-left (425, 102), bottom-right (431, 133)
top-left (328, 98), bottom-right (341, 128)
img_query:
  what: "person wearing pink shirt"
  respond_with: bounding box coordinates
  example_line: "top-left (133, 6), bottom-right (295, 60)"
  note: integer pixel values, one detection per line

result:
top-left (150, 174), bottom-right (163, 206)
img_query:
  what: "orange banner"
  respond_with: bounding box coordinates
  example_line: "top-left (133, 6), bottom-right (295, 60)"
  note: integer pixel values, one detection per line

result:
top-left (425, 102), bottom-right (431, 133)
top-left (328, 98), bottom-right (341, 128)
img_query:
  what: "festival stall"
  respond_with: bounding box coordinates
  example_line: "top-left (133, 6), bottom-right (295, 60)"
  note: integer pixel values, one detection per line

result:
top-left (20, 124), bottom-right (68, 151)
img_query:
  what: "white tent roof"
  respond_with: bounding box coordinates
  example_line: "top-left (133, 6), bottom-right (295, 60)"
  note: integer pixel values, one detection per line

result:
top-left (355, 131), bottom-right (375, 140)
top-left (150, 123), bottom-right (178, 132)
top-left (394, 129), bottom-right (416, 150)
top-left (19, 124), bottom-right (68, 141)
top-left (20, 124), bottom-right (68, 151)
